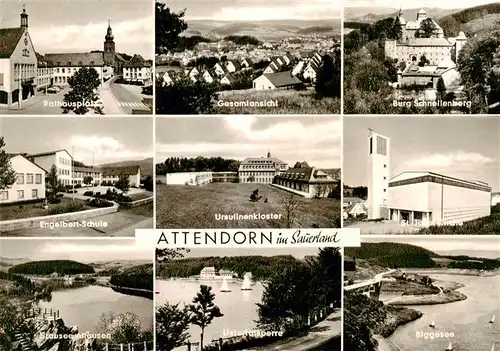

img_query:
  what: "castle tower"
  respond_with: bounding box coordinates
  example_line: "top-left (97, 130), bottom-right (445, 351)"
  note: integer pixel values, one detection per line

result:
top-left (416, 9), bottom-right (427, 21)
top-left (454, 31), bottom-right (468, 62)
top-left (367, 129), bottom-right (390, 219)
top-left (103, 19), bottom-right (116, 67)
top-left (20, 5), bottom-right (28, 29)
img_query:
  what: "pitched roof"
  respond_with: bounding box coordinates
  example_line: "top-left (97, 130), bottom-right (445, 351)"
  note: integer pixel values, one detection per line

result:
top-left (262, 71), bottom-right (302, 87)
top-left (240, 157), bottom-right (286, 165)
top-left (0, 28), bottom-right (24, 59)
top-left (227, 60), bottom-right (241, 70)
top-left (7, 153), bottom-right (47, 173)
top-left (115, 53), bottom-right (127, 62)
top-left (277, 167), bottom-right (335, 183)
top-left (406, 38), bottom-right (452, 47)
top-left (124, 54), bottom-right (151, 68)
top-left (27, 149), bottom-right (72, 158)
top-left (43, 52), bottom-right (104, 67)
top-left (101, 165), bottom-right (140, 176)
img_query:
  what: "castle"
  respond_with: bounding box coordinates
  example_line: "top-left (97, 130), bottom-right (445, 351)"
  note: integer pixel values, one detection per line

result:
top-left (384, 8), bottom-right (468, 66)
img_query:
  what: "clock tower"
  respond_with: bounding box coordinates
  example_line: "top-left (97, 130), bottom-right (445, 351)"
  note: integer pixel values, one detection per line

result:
top-left (103, 19), bottom-right (116, 67)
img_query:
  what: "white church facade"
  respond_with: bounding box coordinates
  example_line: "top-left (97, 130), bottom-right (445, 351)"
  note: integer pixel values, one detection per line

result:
top-left (367, 130), bottom-right (492, 227)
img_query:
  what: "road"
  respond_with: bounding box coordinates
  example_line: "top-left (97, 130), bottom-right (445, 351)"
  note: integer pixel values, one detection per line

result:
top-left (0, 88), bottom-right (69, 115)
top-left (108, 76), bottom-right (152, 115)
top-left (0, 213), bottom-right (153, 237)
top-left (243, 310), bottom-right (341, 351)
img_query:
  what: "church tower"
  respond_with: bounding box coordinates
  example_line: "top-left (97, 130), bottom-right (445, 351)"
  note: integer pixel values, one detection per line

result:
top-left (267, 150), bottom-right (271, 158)
top-left (104, 20), bottom-right (116, 67)
top-left (367, 129), bottom-right (390, 219)
top-left (20, 5), bottom-right (28, 29)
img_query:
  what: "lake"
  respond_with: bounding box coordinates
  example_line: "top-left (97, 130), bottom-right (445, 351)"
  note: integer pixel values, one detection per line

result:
top-left (39, 285), bottom-right (153, 334)
top-left (385, 274), bottom-right (500, 351)
top-left (156, 279), bottom-right (264, 347)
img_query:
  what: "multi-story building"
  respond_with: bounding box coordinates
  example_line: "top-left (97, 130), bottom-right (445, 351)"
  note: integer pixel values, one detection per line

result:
top-left (238, 151), bottom-right (288, 184)
top-left (385, 9), bottom-right (467, 65)
top-left (43, 53), bottom-right (106, 86)
top-left (0, 7), bottom-right (38, 107)
top-left (123, 54), bottom-right (152, 85)
top-left (212, 172), bottom-right (238, 183)
top-left (165, 171), bottom-right (213, 186)
top-left (27, 149), bottom-right (73, 186)
top-left (1, 154), bottom-right (46, 204)
top-left (200, 267), bottom-right (217, 279)
top-left (72, 166), bottom-right (102, 186)
top-left (101, 165), bottom-right (141, 187)
top-left (273, 166), bottom-right (339, 198)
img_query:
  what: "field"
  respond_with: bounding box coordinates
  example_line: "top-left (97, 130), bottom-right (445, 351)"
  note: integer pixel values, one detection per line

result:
top-left (156, 183), bottom-right (340, 228)
top-left (214, 89), bottom-right (341, 114)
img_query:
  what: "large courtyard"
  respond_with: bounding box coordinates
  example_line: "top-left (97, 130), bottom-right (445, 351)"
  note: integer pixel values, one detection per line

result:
top-left (156, 183), bottom-right (340, 228)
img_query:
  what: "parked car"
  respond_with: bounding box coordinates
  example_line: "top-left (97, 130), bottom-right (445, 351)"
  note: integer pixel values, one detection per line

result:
top-left (47, 87), bottom-right (59, 94)
top-left (142, 85), bottom-right (153, 95)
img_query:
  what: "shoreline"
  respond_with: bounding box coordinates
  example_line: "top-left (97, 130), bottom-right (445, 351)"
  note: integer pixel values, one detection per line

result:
top-left (399, 268), bottom-right (500, 277)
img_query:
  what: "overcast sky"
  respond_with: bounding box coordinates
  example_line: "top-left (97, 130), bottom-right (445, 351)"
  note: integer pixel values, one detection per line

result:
top-left (172, 247), bottom-right (329, 259)
top-left (1, 117), bottom-right (153, 165)
top-left (345, 0), bottom-right (497, 9)
top-left (164, 0), bottom-right (340, 21)
top-left (0, 239), bottom-right (152, 262)
top-left (0, 0), bottom-right (153, 59)
top-left (343, 117), bottom-right (500, 192)
top-left (156, 116), bottom-right (341, 169)
top-left (362, 236), bottom-right (500, 258)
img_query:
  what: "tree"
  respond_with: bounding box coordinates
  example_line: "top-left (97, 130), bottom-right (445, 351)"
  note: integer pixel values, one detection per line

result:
top-left (418, 55), bottom-right (430, 67)
top-left (188, 285), bottom-right (223, 351)
top-left (457, 30), bottom-right (500, 113)
top-left (416, 18), bottom-right (437, 38)
top-left (314, 52), bottom-right (341, 98)
top-left (392, 16), bottom-right (403, 41)
top-left (256, 263), bottom-right (314, 333)
top-left (0, 296), bottom-right (38, 351)
top-left (436, 77), bottom-right (446, 100)
top-left (282, 194), bottom-right (299, 228)
top-left (114, 173), bottom-right (130, 194)
top-left (143, 175), bottom-right (154, 192)
top-left (306, 248), bottom-right (342, 306)
top-left (156, 2), bottom-right (188, 53)
top-left (62, 67), bottom-right (101, 115)
top-left (83, 176), bottom-right (93, 187)
top-left (46, 165), bottom-right (63, 203)
top-left (156, 303), bottom-right (190, 351)
top-left (97, 311), bottom-right (143, 344)
top-left (0, 137), bottom-right (16, 190)
top-left (155, 77), bottom-right (218, 114)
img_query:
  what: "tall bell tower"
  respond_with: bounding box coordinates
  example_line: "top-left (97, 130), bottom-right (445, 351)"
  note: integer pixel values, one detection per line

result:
top-left (103, 19), bottom-right (116, 67)
top-left (367, 129), bottom-right (390, 219)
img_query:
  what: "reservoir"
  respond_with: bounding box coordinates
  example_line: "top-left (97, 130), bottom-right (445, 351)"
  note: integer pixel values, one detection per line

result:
top-left (384, 274), bottom-right (500, 351)
top-left (39, 285), bottom-right (153, 333)
top-left (156, 279), bottom-right (264, 346)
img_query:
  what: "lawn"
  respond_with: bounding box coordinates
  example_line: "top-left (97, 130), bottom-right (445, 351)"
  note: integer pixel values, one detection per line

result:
top-left (121, 202), bottom-right (153, 218)
top-left (156, 183), bottom-right (341, 228)
top-left (214, 89), bottom-right (341, 114)
top-left (0, 198), bottom-right (91, 221)
top-left (128, 192), bottom-right (154, 201)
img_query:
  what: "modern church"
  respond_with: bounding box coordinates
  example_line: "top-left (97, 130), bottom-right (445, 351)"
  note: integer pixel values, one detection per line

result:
top-left (367, 130), bottom-right (491, 226)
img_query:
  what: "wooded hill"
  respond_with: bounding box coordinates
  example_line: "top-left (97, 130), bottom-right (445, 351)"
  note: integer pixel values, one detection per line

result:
top-left (345, 243), bottom-right (500, 270)
top-left (157, 255), bottom-right (299, 280)
top-left (8, 260), bottom-right (95, 275)
top-left (438, 2), bottom-right (500, 36)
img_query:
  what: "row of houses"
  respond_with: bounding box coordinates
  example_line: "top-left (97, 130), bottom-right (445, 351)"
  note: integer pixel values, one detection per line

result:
top-left (163, 152), bottom-right (340, 199)
top-left (156, 51), bottom-right (325, 90)
top-left (1, 149), bottom-right (142, 205)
